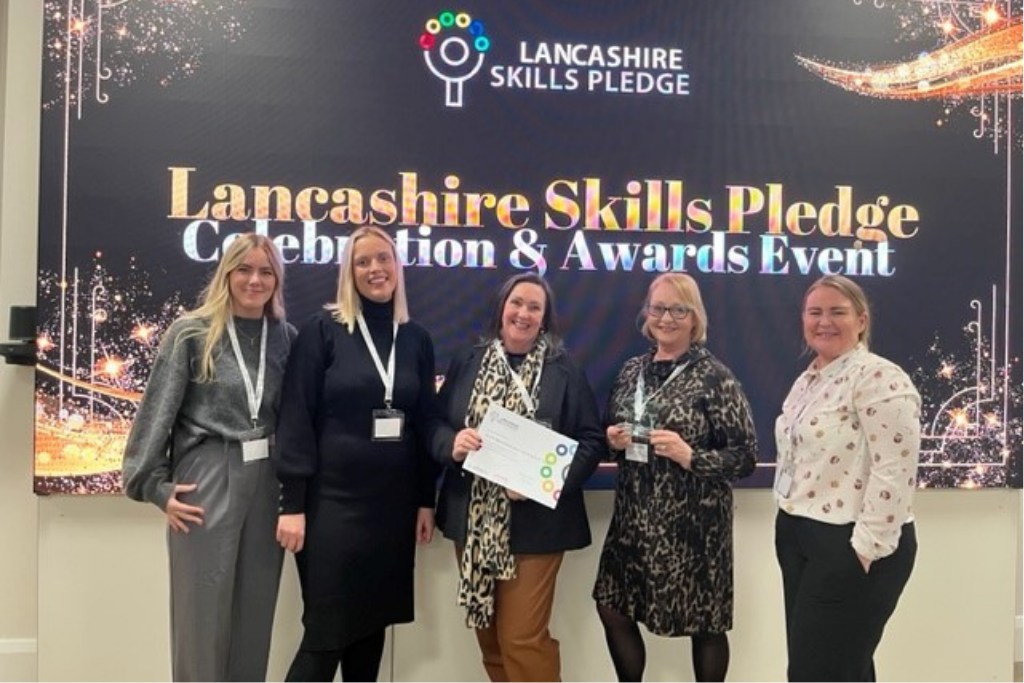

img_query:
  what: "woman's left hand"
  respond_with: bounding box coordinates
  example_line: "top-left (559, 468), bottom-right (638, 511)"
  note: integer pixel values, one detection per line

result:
top-left (504, 488), bottom-right (526, 501)
top-left (649, 429), bottom-right (693, 469)
top-left (856, 552), bottom-right (872, 574)
top-left (415, 507), bottom-right (435, 544)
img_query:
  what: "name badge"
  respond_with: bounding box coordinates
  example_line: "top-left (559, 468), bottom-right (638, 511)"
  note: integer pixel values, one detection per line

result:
top-left (625, 442), bottom-right (649, 463)
top-left (242, 438), bottom-right (270, 463)
top-left (775, 463), bottom-right (795, 498)
top-left (624, 423), bottom-right (650, 463)
top-left (372, 408), bottom-right (405, 442)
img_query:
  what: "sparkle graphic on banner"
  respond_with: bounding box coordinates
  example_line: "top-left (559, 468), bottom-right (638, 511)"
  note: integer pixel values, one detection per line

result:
top-left (911, 291), bottom-right (1022, 489)
top-left (42, 0), bottom-right (251, 112)
top-left (36, 1), bottom-right (251, 493)
top-left (34, 257), bottom-right (187, 494)
top-left (797, 0), bottom-right (1022, 149)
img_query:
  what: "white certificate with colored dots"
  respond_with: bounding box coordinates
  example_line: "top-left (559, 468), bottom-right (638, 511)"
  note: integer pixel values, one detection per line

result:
top-left (463, 404), bottom-right (579, 509)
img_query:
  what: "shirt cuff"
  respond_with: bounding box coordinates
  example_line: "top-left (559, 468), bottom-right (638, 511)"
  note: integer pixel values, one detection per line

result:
top-left (279, 479), bottom-right (307, 515)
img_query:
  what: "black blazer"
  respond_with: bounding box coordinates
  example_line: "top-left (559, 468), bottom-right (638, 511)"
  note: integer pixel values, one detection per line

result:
top-left (431, 343), bottom-right (605, 554)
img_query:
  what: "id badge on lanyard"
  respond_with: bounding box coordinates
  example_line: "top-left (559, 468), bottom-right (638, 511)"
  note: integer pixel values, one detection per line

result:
top-left (774, 463), bottom-right (795, 498)
top-left (625, 426), bottom-right (651, 464)
top-left (775, 371), bottom-right (821, 497)
top-left (227, 317), bottom-right (270, 463)
top-left (358, 315), bottom-right (405, 442)
top-left (372, 408), bottom-right (405, 441)
top-left (628, 359), bottom-right (688, 464)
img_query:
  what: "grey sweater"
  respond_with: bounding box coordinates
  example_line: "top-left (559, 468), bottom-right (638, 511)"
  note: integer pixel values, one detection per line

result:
top-left (122, 315), bottom-right (296, 510)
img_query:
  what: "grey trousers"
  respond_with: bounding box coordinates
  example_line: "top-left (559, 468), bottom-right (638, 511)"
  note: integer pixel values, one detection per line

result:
top-left (168, 439), bottom-right (284, 682)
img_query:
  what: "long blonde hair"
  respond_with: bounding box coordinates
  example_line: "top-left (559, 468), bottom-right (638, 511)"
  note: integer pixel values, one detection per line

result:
top-left (180, 233), bottom-right (286, 382)
top-left (327, 225), bottom-right (410, 332)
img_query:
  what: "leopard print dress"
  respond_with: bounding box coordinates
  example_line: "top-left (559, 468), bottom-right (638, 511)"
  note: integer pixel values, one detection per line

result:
top-left (593, 346), bottom-right (758, 636)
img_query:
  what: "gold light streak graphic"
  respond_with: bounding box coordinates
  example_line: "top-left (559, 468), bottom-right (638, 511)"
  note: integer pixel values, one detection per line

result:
top-left (796, 16), bottom-right (1022, 99)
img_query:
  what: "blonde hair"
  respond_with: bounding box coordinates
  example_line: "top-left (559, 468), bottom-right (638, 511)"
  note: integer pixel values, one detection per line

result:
top-left (803, 274), bottom-right (872, 349)
top-left (180, 233), bottom-right (286, 382)
top-left (327, 225), bottom-right (410, 332)
top-left (641, 273), bottom-right (709, 345)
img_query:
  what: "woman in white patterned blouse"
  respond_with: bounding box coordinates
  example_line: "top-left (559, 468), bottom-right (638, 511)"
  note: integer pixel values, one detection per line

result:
top-left (774, 274), bottom-right (921, 682)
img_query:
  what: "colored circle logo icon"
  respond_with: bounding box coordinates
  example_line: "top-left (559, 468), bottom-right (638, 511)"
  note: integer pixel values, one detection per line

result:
top-left (539, 441), bottom-right (575, 504)
top-left (419, 11), bottom-right (490, 107)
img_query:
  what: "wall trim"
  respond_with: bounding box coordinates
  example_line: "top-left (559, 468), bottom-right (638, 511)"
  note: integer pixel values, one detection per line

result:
top-left (0, 638), bottom-right (36, 654)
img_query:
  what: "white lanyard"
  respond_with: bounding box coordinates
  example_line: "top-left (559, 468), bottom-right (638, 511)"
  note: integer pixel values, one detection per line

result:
top-left (357, 314), bottom-right (399, 408)
top-left (494, 339), bottom-right (543, 415)
top-left (633, 358), bottom-right (690, 425)
top-left (226, 316), bottom-right (267, 427)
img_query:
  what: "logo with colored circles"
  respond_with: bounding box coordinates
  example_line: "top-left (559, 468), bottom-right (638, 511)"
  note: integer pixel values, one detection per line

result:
top-left (540, 441), bottom-right (577, 503)
top-left (419, 11), bottom-right (491, 107)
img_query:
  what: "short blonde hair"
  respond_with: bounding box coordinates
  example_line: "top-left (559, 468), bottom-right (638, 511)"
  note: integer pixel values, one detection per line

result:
top-left (803, 274), bottom-right (872, 349)
top-left (185, 233), bottom-right (286, 382)
top-left (328, 225), bottom-right (410, 332)
top-left (641, 273), bottom-right (708, 345)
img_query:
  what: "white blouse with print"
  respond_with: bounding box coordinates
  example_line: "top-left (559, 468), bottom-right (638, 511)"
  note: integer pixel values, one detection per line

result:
top-left (774, 344), bottom-right (921, 561)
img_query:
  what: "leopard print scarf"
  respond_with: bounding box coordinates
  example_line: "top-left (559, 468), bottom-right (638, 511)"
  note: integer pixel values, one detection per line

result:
top-left (457, 337), bottom-right (547, 629)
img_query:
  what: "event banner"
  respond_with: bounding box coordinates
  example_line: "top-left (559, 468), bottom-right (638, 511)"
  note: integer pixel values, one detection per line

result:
top-left (33, 0), bottom-right (1021, 493)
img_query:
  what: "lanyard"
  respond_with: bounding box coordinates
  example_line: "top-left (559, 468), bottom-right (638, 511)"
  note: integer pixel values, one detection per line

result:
top-left (226, 316), bottom-right (267, 427)
top-left (357, 314), bottom-right (399, 408)
top-left (493, 339), bottom-right (543, 415)
top-left (633, 358), bottom-right (690, 425)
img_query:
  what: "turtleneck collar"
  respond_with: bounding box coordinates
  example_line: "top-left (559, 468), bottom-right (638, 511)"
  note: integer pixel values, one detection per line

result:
top-left (359, 294), bottom-right (395, 321)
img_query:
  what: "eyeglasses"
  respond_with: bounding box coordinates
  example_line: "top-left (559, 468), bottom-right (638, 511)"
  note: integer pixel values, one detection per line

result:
top-left (645, 304), bottom-right (692, 321)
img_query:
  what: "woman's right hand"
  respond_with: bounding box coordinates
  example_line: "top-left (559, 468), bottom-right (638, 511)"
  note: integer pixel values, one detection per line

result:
top-left (277, 514), bottom-right (306, 553)
top-left (165, 483), bottom-right (205, 533)
top-left (452, 427), bottom-right (482, 463)
top-left (606, 424), bottom-right (630, 451)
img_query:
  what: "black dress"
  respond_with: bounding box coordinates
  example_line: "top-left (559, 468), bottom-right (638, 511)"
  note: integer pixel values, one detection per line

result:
top-left (274, 299), bottom-right (438, 650)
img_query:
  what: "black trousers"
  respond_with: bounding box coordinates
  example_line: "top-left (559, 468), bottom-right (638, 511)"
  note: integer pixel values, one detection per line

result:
top-left (774, 510), bottom-right (916, 682)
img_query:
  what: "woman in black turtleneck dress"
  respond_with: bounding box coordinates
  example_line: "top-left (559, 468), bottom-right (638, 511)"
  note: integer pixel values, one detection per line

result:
top-left (274, 226), bottom-right (439, 682)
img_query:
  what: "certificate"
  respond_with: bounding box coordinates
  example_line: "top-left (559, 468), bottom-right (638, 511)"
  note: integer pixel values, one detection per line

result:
top-left (463, 404), bottom-right (579, 509)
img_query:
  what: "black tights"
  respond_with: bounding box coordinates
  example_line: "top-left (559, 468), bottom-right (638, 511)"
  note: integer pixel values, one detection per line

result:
top-left (285, 629), bottom-right (386, 682)
top-left (597, 604), bottom-right (730, 682)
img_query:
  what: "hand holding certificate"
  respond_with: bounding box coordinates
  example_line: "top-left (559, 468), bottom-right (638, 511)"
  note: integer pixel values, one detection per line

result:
top-left (463, 404), bottom-right (578, 509)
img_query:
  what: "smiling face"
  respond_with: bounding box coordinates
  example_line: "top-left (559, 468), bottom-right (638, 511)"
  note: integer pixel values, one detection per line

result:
top-left (646, 280), bottom-right (695, 358)
top-left (500, 282), bottom-right (546, 354)
top-left (802, 284), bottom-right (867, 367)
top-left (352, 233), bottom-right (398, 303)
top-left (228, 247), bottom-right (276, 318)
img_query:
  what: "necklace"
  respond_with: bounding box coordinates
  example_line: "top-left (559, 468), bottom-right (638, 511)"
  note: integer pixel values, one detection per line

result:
top-left (234, 322), bottom-right (262, 347)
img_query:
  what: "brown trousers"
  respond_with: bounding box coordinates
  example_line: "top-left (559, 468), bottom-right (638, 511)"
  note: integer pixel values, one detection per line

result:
top-left (457, 549), bottom-right (565, 682)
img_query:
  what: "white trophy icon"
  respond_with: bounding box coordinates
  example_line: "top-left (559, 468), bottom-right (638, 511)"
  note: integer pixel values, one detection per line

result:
top-left (420, 11), bottom-right (490, 108)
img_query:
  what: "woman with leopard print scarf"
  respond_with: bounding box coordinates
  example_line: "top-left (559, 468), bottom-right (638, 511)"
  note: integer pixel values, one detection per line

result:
top-left (430, 273), bottom-right (605, 682)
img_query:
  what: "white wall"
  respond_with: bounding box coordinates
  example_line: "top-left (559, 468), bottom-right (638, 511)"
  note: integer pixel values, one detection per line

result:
top-left (0, 0), bottom-right (41, 680)
top-left (29, 488), bottom-right (1024, 682)
top-left (2, 2), bottom-right (1022, 681)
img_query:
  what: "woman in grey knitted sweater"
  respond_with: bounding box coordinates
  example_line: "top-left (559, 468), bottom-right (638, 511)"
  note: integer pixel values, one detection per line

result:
top-left (122, 233), bottom-right (296, 682)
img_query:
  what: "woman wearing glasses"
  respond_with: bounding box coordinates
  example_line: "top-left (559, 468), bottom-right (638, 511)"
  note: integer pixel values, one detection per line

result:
top-left (593, 273), bottom-right (758, 682)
